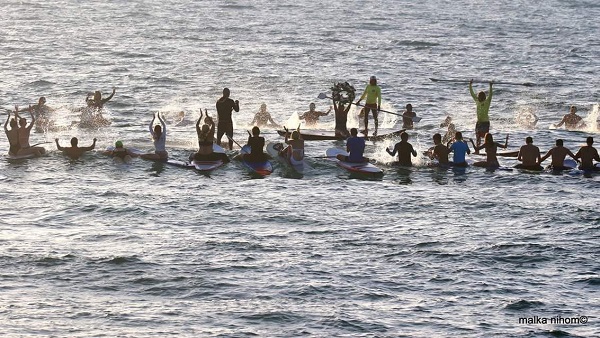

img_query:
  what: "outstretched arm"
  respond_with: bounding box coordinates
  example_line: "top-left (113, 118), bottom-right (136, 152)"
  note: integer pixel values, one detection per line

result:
top-left (539, 149), bottom-right (552, 163)
top-left (26, 107), bottom-right (35, 131)
top-left (386, 144), bottom-right (398, 156)
top-left (81, 138), bottom-right (97, 151)
top-left (55, 138), bottom-right (63, 151)
top-left (567, 149), bottom-right (577, 161)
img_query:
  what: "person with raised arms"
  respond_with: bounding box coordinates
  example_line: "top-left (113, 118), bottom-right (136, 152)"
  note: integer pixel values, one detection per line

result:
top-left (426, 133), bottom-right (450, 166)
top-left (469, 79), bottom-right (493, 147)
top-left (15, 107), bottom-right (45, 156)
top-left (55, 137), bottom-right (97, 160)
top-left (190, 110), bottom-right (229, 163)
top-left (279, 126), bottom-right (304, 165)
top-left (336, 128), bottom-right (366, 163)
top-left (574, 136), bottom-right (600, 171)
top-left (5, 110), bottom-right (22, 156)
top-left (250, 103), bottom-right (280, 128)
top-left (331, 82), bottom-right (354, 138)
top-left (356, 75), bottom-right (381, 136)
top-left (299, 103), bottom-right (331, 127)
top-left (470, 133), bottom-right (509, 168)
top-left (448, 131), bottom-right (471, 167)
top-left (386, 131), bottom-right (417, 166)
top-left (216, 87), bottom-right (239, 150)
top-left (555, 105), bottom-right (586, 129)
top-left (515, 137), bottom-right (543, 171)
top-left (539, 139), bottom-right (578, 171)
top-left (141, 112), bottom-right (168, 161)
top-left (86, 88), bottom-right (116, 110)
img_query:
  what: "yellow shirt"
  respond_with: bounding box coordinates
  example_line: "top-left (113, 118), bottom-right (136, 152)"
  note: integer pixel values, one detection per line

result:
top-left (359, 84), bottom-right (381, 105)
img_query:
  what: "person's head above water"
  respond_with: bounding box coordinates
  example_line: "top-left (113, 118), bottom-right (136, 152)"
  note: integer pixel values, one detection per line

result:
top-left (71, 137), bottom-right (79, 147)
top-left (222, 88), bottom-right (230, 98)
top-left (251, 126), bottom-right (260, 136)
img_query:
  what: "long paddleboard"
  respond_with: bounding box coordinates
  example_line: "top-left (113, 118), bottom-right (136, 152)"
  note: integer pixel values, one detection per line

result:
top-left (266, 142), bottom-right (306, 174)
top-left (6, 153), bottom-right (39, 162)
top-left (325, 148), bottom-right (383, 176)
top-left (240, 145), bottom-right (273, 176)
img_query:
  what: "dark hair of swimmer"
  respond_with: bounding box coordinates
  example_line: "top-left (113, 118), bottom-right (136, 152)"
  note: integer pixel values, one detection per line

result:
top-left (556, 139), bottom-right (563, 146)
top-left (222, 88), bottom-right (230, 98)
top-left (350, 128), bottom-right (358, 136)
top-left (526, 137), bottom-right (533, 144)
top-left (586, 136), bottom-right (593, 145)
top-left (433, 133), bottom-right (442, 143)
top-left (71, 137), bottom-right (78, 147)
top-left (400, 132), bottom-right (409, 141)
top-left (251, 126), bottom-right (260, 136)
top-left (154, 125), bottom-right (162, 140)
top-left (455, 131), bottom-right (463, 140)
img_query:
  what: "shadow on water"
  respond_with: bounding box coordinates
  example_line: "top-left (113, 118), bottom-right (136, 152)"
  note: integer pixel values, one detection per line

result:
top-left (148, 161), bottom-right (165, 177)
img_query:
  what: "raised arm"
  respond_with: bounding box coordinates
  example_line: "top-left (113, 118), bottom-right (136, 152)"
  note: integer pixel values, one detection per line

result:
top-left (102, 88), bottom-right (116, 104)
top-left (469, 80), bottom-right (478, 101)
top-left (149, 113), bottom-right (156, 134)
top-left (487, 82), bottom-right (493, 102)
top-left (196, 109), bottom-right (204, 134)
top-left (502, 134), bottom-right (509, 149)
top-left (26, 107), bottom-right (35, 131)
top-left (55, 138), bottom-right (64, 151)
top-left (81, 138), bottom-right (97, 151)
top-left (158, 112), bottom-right (166, 134)
top-left (4, 111), bottom-right (10, 131)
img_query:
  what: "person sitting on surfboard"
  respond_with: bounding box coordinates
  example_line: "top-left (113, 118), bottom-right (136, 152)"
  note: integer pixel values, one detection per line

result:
top-left (299, 103), bottom-right (331, 127)
top-left (386, 132), bottom-right (417, 166)
top-left (426, 133), bottom-right (450, 165)
top-left (402, 104), bottom-right (417, 130)
top-left (5, 110), bottom-right (22, 156)
top-left (190, 110), bottom-right (230, 163)
top-left (15, 107), bottom-right (45, 156)
top-left (574, 137), bottom-right (600, 171)
top-left (336, 128), bottom-right (366, 163)
top-left (539, 139), bottom-right (578, 171)
top-left (356, 76), bottom-right (381, 136)
top-left (471, 133), bottom-right (509, 168)
top-left (251, 103), bottom-right (280, 128)
top-left (448, 131), bottom-right (471, 167)
top-left (469, 79), bottom-right (493, 148)
top-left (555, 106), bottom-right (586, 129)
top-left (141, 112), bottom-right (168, 161)
top-left (55, 137), bottom-right (97, 160)
top-left (279, 126), bottom-right (304, 165)
top-left (244, 126), bottom-right (268, 162)
top-left (515, 137), bottom-right (543, 171)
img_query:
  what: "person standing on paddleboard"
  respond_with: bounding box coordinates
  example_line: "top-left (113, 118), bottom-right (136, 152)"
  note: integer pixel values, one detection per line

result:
top-left (356, 76), bottom-right (381, 136)
top-left (337, 128), bottom-right (366, 163)
top-left (469, 79), bottom-right (493, 148)
top-left (216, 88), bottom-right (239, 150)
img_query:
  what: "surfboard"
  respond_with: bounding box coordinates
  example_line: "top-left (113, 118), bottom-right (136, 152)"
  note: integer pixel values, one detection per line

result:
top-left (266, 142), bottom-right (306, 174)
top-left (6, 153), bottom-right (38, 161)
top-left (325, 148), bottom-right (383, 176)
top-left (240, 145), bottom-right (273, 176)
top-left (190, 144), bottom-right (228, 172)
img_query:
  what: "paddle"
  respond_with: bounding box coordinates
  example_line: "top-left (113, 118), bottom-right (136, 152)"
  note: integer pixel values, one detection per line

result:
top-left (317, 93), bottom-right (422, 122)
top-left (226, 135), bottom-right (244, 149)
top-left (429, 78), bottom-right (535, 87)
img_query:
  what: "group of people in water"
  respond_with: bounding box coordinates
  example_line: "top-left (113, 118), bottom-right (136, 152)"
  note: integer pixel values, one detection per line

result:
top-left (4, 77), bottom-right (600, 173)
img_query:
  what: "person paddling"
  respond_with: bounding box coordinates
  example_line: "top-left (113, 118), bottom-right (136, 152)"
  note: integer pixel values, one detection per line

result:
top-left (141, 112), bottom-right (168, 161)
top-left (56, 137), bottom-right (97, 160)
top-left (386, 131), bottom-right (417, 166)
top-left (356, 76), bottom-right (381, 136)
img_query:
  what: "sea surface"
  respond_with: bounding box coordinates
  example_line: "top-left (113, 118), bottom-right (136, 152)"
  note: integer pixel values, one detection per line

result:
top-left (1, 0), bottom-right (599, 337)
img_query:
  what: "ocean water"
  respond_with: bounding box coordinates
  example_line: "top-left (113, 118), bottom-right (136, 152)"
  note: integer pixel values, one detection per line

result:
top-left (1, 0), bottom-right (599, 337)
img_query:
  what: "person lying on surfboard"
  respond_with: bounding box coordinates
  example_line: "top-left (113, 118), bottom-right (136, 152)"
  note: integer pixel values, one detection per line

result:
top-left (448, 131), bottom-right (470, 167)
top-left (141, 112), bottom-right (168, 161)
top-left (425, 133), bottom-right (450, 165)
top-left (574, 137), bottom-right (600, 171)
top-left (515, 137), bottom-right (543, 171)
top-left (539, 139), bottom-right (578, 171)
top-left (55, 137), bottom-right (97, 160)
top-left (555, 105), bottom-right (586, 129)
top-left (280, 126), bottom-right (304, 165)
top-left (244, 126), bottom-right (268, 162)
top-left (299, 103), bottom-right (331, 127)
top-left (386, 131), bottom-right (417, 166)
top-left (336, 128), bottom-right (367, 163)
top-left (190, 110), bottom-right (230, 163)
top-left (470, 133), bottom-right (509, 168)
top-left (104, 140), bottom-right (138, 162)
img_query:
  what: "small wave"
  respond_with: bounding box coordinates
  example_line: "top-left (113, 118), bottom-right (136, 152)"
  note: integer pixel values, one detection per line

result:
top-left (27, 80), bottom-right (55, 87)
top-left (101, 256), bottom-right (141, 265)
top-left (504, 299), bottom-right (544, 310)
